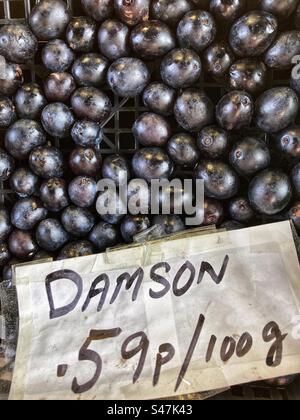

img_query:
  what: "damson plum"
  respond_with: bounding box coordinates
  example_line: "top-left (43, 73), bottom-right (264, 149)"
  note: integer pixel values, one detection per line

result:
top-left (44, 73), bottom-right (76, 103)
top-left (261, 0), bottom-right (298, 18)
top-left (292, 163), bottom-right (300, 196)
top-left (57, 240), bottom-right (95, 260)
top-left (177, 10), bottom-right (217, 53)
top-left (174, 89), bottom-right (214, 132)
top-left (216, 91), bottom-right (253, 131)
top-left (71, 120), bottom-right (102, 148)
top-left (0, 24), bottom-right (38, 63)
top-left (42, 39), bottom-right (75, 72)
top-left (40, 178), bottom-right (69, 212)
top-left (30, 146), bottom-right (65, 179)
top-left (230, 137), bottom-right (270, 176)
top-left (249, 170), bottom-right (292, 215)
top-left (143, 82), bottom-right (176, 116)
top-left (41, 103), bottom-right (75, 138)
top-left (255, 87), bottom-right (299, 133)
top-left (276, 127), bottom-right (300, 159)
top-left (29, 0), bottom-right (70, 41)
top-left (10, 168), bottom-right (39, 197)
top-left (229, 60), bottom-right (267, 95)
top-left (121, 215), bottom-right (150, 243)
top-left (36, 219), bottom-right (69, 252)
top-left (114, 0), bottom-right (150, 26)
top-left (66, 17), bottom-right (97, 53)
top-left (0, 243), bottom-right (10, 266)
top-left (68, 176), bottom-right (97, 208)
top-left (132, 147), bottom-right (173, 182)
top-left (97, 189), bottom-right (126, 225)
top-left (8, 230), bottom-right (38, 260)
top-left (107, 58), bottom-right (150, 98)
top-left (133, 113), bottom-right (171, 147)
top-left (195, 160), bottom-right (239, 200)
top-left (102, 155), bottom-right (131, 185)
top-left (61, 206), bottom-right (95, 237)
top-left (131, 20), bottom-right (175, 60)
top-left (167, 133), bottom-right (200, 167)
top-left (98, 19), bottom-right (130, 61)
top-left (288, 202), bottom-right (300, 232)
top-left (0, 62), bottom-right (23, 96)
top-left (15, 83), bottom-right (47, 119)
top-left (151, 0), bottom-right (192, 26)
top-left (265, 31), bottom-right (300, 69)
top-left (197, 126), bottom-right (229, 159)
top-left (11, 198), bottom-right (48, 231)
top-left (210, 0), bottom-right (246, 24)
top-left (161, 49), bottom-right (202, 89)
top-left (0, 149), bottom-right (14, 181)
top-left (81, 0), bottom-right (114, 22)
top-left (203, 198), bottom-right (224, 226)
top-left (229, 197), bottom-right (254, 223)
top-left (152, 215), bottom-right (185, 235)
top-left (71, 87), bottom-right (111, 122)
top-left (229, 11), bottom-right (278, 57)
top-left (0, 209), bottom-right (12, 241)
top-left (72, 54), bottom-right (109, 87)
top-left (203, 41), bottom-right (235, 80)
top-left (69, 147), bottom-right (102, 177)
top-left (0, 97), bottom-right (16, 128)
top-left (5, 120), bottom-right (46, 161)
top-left (89, 221), bottom-right (119, 251)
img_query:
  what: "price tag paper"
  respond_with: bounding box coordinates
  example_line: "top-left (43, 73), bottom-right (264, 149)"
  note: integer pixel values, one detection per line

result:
top-left (9, 221), bottom-right (300, 400)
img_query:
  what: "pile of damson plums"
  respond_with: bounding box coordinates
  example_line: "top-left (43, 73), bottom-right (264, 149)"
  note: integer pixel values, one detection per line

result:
top-left (0, 0), bottom-right (300, 281)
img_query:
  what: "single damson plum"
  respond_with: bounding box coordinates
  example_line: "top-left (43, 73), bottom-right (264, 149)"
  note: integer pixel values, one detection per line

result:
top-left (255, 87), bottom-right (299, 133)
top-left (81, 0), bottom-right (113, 22)
top-left (98, 19), bottom-right (130, 61)
top-left (29, 146), bottom-right (65, 179)
top-left (195, 160), bottom-right (239, 200)
top-left (0, 209), bottom-right (12, 241)
top-left (66, 17), bottom-right (97, 53)
top-left (68, 176), bottom-right (97, 208)
top-left (89, 221), bottom-right (119, 251)
top-left (143, 82), bottom-right (176, 117)
top-left (288, 202), bottom-right (300, 232)
top-left (152, 215), bottom-right (185, 235)
top-left (0, 62), bottom-right (23, 96)
top-left (15, 83), bottom-right (47, 119)
top-left (197, 126), bottom-right (229, 159)
top-left (57, 240), bottom-right (95, 260)
top-left (72, 54), bottom-right (109, 87)
top-left (265, 31), bottom-right (300, 69)
top-left (0, 97), bottom-right (16, 128)
top-left (132, 147), bottom-right (173, 182)
top-left (216, 91), bottom-right (253, 131)
top-left (229, 11), bottom-right (278, 57)
top-left (69, 147), bottom-right (102, 177)
top-left (0, 149), bottom-right (14, 181)
top-left (121, 215), bottom-right (151, 243)
top-left (114, 0), bottom-right (150, 26)
top-left (29, 0), bottom-right (70, 41)
top-left (0, 243), bottom-right (10, 267)
top-left (249, 170), bottom-right (292, 215)
top-left (292, 163), bottom-right (300, 196)
top-left (276, 126), bottom-right (300, 159)
top-left (42, 39), bottom-right (75, 72)
top-left (133, 113), bottom-right (171, 147)
top-left (8, 230), bottom-right (38, 260)
top-left (40, 178), bottom-right (69, 212)
top-left (151, 0), bottom-right (192, 26)
top-left (41, 102), bottom-right (75, 138)
top-left (0, 24), bottom-right (38, 63)
top-left (167, 133), bottom-right (200, 167)
top-left (36, 219), bottom-right (69, 252)
top-left (203, 41), bottom-right (235, 80)
top-left (131, 20), bottom-right (175, 60)
top-left (161, 48), bottom-right (202, 89)
top-left (97, 190), bottom-right (126, 225)
top-left (201, 198), bottom-right (224, 226)
top-left (230, 137), bottom-right (271, 176)
top-left (102, 154), bottom-right (131, 186)
top-left (71, 120), bottom-right (102, 148)
top-left (44, 73), bottom-right (76, 103)
top-left (61, 206), bottom-right (95, 237)
top-left (10, 167), bottom-right (39, 197)
top-left (261, 0), bottom-right (299, 19)
top-left (174, 89), bottom-right (214, 132)
top-left (210, 0), bottom-right (246, 24)
top-left (11, 197), bottom-right (48, 231)
top-left (229, 197), bottom-right (255, 223)
top-left (107, 58), bottom-right (150, 98)
top-left (177, 10), bottom-right (217, 53)
top-left (229, 60), bottom-right (267, 95)
top-left (71, 87), bottom-right (111, 122)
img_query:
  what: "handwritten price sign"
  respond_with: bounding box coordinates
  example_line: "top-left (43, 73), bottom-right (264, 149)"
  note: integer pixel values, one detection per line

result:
top-left (9, 222), bottom-right (300, 400)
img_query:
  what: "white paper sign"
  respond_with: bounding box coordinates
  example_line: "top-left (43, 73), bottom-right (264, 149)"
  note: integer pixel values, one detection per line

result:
top-left (9, 222), bottom-right (300, 400)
